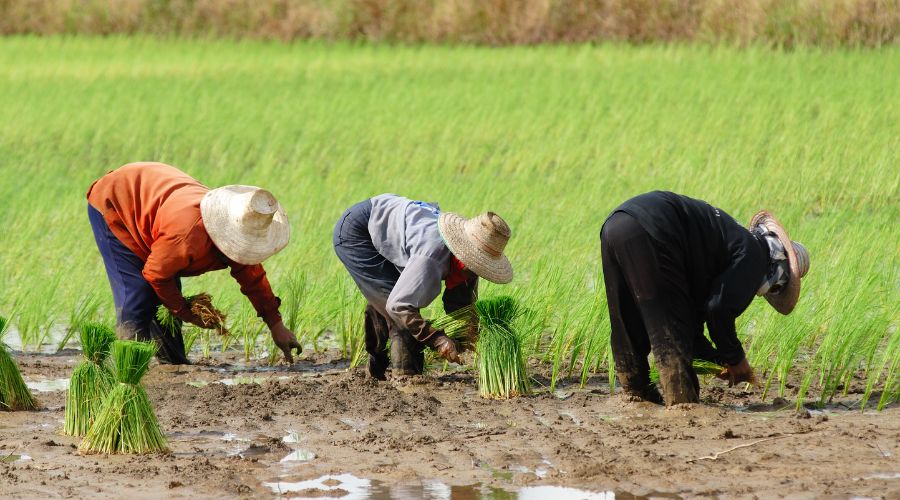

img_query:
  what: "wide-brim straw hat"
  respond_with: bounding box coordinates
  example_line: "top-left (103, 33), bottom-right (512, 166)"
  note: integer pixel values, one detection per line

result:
top-left (438, 211), bottom-right (513, 284)
top-left (749, 211), bottom-right (810, 315)
top-left (200, 185), bottom-right (290, 265)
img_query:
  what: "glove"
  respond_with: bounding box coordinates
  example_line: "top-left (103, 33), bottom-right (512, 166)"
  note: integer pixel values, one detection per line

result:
top-left (430, 333), bottom-right (461, 364)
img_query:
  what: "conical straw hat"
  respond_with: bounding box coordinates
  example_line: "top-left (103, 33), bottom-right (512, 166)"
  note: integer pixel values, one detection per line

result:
top-left (438, 211), bottom-right (513, 284)
top-left (200, 185), bottom-right (290, 265)
top-left (749, 211), bottom-right (810, 315)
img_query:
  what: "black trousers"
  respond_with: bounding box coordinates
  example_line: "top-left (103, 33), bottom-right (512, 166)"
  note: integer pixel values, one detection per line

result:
top-left (601, 212), bottom-right (710, 404)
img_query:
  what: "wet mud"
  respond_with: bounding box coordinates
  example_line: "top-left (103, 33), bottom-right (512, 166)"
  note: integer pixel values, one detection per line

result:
top-left (2, 350), bottom-right (898, 498)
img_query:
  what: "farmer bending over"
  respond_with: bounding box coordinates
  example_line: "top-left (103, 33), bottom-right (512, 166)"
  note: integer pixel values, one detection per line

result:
top-left (86, 162), bottom-right (302, 364)
top-left (334, 194), bottom-right (513, 379)
top-left (600, 191), bottom-right (809, 405)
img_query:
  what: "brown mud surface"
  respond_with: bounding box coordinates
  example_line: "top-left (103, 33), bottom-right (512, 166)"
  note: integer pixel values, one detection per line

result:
top-left (2, 350), bottom-right (898, 499)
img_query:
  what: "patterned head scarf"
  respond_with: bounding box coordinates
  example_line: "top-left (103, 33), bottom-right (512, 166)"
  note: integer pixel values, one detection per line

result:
top-left (754, 226), bottom-right (791, 296)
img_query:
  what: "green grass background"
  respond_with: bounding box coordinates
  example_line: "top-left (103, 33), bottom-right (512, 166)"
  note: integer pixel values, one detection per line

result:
top-left (0, 37), bottom-right (896, 406)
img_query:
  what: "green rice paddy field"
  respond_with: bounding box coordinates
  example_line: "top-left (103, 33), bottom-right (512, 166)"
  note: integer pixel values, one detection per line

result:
top-left (0, 37), bottom-right (897, 408)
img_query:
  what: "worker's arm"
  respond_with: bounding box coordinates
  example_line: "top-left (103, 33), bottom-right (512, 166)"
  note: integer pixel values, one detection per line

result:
top-left (142, 234), bottom-right (192, 321)
top-left (705, 244), bottom-right (764, 380)
top-left (230, 263), bottom-right (301, 363)
top-left (385, 255), bottom-right (445, 344)
top-left (229, 263), bottom-right (282, 326)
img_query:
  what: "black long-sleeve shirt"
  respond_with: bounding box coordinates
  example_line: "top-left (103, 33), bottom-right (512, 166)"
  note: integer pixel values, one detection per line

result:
top-left (613, 191), bottom-right (768, 364)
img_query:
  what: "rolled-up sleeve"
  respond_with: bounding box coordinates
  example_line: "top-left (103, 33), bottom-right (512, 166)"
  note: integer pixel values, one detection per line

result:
top-left (230, 263), bottom-right (282, 327)
top-left (385, 255), bottom-right (444, 343)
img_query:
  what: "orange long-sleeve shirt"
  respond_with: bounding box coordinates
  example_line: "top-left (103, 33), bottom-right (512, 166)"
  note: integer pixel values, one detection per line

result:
top-left (87, 162), bottom-right (282, 326)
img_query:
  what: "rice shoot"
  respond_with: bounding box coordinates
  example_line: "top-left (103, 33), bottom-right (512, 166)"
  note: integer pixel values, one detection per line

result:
top-left (64, 322), bottom-right (116, 436)
top-left (0, 315), bottom-right (36, 411)
top-left (474, 297), bottom-right (531, 399)
top-left (79, 340), bottom-right (168, 454)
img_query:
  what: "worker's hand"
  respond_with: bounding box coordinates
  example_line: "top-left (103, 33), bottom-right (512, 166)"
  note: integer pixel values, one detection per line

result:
top-left (270, 320), bottom-right (302, 363)
top-left (431, 333), bottom-right (461, 364)
top-left (717, 357), bottom-right (757, 387)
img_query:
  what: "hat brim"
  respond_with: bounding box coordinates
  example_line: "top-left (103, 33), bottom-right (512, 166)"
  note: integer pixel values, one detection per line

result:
top-left (749, 211), bottom-right (801, 315)
top-left (201, 186), bottom-right (290, 265)
top-left (438, 212), bottom-right (513, 284)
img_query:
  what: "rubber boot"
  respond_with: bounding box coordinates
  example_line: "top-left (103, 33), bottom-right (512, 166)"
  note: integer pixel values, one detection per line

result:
top-left (390, 328), bottom-right (425, 376)
top-left (617, 370), bottom-right (664, 405)
top-left (116, 318), bottom-right (190, 365)
top-left (654, 354), bottom-right (699, 405)
top-left (364, 304), bottom-right (390, 380)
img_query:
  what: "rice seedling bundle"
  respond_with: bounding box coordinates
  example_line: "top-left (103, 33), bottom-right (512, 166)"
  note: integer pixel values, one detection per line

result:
top-left (0, 315), bottom-right (36, 411)
top-left (79, 340), bottom-right (168, 454)
top-left (430, 304), bottom-right (477, 350)
top-left (64, 322), bottom-right (116, 436)
top-left (157, 293), bottom-right (227, 336)
top-left (474, 297), bottom-right (531, 399)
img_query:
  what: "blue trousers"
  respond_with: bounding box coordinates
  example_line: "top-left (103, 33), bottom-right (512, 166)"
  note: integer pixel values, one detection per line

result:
top-left (88, 204), bottom-right (189, 364)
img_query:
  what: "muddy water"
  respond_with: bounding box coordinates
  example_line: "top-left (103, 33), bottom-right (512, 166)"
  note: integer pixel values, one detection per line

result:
top-left (2, 350), bottom-right (898, 499)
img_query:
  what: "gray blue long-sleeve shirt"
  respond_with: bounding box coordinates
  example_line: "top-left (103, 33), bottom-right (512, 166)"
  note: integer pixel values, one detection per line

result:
top-left (368, 194), bottom-right (477, 341)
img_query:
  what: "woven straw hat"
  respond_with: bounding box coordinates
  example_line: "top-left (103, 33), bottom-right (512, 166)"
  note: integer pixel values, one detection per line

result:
top-left (749, 211), bottom-right (810, 315)
top-left (438, 211), bottom-right (513, 284)
top-left (200, 185), bottom-right (290, 265)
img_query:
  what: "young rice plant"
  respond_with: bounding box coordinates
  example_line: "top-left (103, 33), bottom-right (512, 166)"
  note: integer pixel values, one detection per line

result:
top-left (64, 322), bottom-right (116, 436)
top-left (79, 340), bottom-right (168, 454)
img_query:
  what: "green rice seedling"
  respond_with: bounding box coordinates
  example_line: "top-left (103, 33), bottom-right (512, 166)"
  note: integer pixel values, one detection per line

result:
top-left (182, 327), bottom-right (200, 356)
top-left (79, 340), bottom-right (168, 454)
top-left (0, 315), bottom-right (36, 411)
top-left (474, 296), bottom-right (531, 399)
top-left (430, 304), bottom-right (477, 350)
top-left (57, 292), bottom-right (102, 352)
top-left (64, 322), bottom-right (116, 436)
top-left (283, 272), bottom-right (308, 334)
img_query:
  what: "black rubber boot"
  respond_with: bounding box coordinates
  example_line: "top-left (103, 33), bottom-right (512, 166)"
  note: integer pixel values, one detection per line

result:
top-left (116, 318), bottom-right (191, 365)
top-left (617, 369), bottom-right (664, 405)
top-left (390, 328), bottom-right (425, 376)
top-left (654, 352), bottom-right (700, 405)
top-left (364, 304), bottom-right (390, 380)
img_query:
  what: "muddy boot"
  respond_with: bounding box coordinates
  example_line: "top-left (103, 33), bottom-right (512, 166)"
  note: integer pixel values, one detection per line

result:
top-left (390, 328), bottom-right (424, 376)
top-left (364, 305), bottom-right (390, 380)
top-left (618, 370), bottom-right (664, 405)
top-left (655, 356), bottom-right (699, 405)
top-left (148, 318), bottom-right (191, 365)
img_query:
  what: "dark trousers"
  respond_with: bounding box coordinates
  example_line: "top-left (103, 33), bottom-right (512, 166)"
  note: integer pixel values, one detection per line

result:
top-left (601, 212), bottom-right (702, 404)
top-left (333, 200), bottom-right (424, 377)
top-left (88, 204), bottom-right (189, 364)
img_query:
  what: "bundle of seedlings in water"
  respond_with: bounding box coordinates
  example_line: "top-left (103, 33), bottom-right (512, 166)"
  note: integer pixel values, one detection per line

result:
top-left (649, 359), bottom-right (725, 384)
top-left (157, 293), bottom-right (228, 336)
top-left (0, 315), bottom-right (36, 411)
top-left (79, 340), bottom-right (168, 454)
top-left (64, 322), bottom-right (116, 436)
top-left (474, 296), bottom-right (531, 399)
